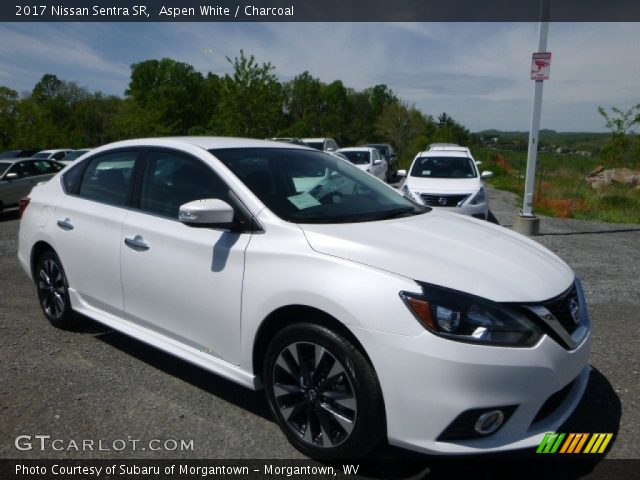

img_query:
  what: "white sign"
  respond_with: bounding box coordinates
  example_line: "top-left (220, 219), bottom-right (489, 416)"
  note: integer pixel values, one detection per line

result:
top-left (531, 52), bottom-right (552, 80)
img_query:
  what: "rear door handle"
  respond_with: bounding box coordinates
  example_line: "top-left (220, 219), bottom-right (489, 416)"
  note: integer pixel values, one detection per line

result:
top-left (124, 235), bottom-right (149, 251)
top-left (56, 218), bottom-right (74, 231)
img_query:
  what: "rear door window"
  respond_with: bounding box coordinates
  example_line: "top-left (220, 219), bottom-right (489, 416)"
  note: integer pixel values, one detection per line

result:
top-left (78, 151), bottom-right (137, 206)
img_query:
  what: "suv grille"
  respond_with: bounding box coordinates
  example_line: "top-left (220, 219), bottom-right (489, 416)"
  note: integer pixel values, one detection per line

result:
top-left (544, 284), bottom-right (580, 335)
top-left (420, 193), bottom-right (470, 207)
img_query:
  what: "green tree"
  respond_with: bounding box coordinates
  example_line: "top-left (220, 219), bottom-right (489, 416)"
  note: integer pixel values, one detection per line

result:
top-left (597, 104), bottom-right (640, 166)
top-left (127, 58), bottom-right (209, 134)
top-left (0, 87), bottom-right (18, 147)
top-left (211, 51), bottom-right (284, 138)
top-left (282, 71), bottom-right (323, 137)
top-left (318, 80), bottom-right (350, 143)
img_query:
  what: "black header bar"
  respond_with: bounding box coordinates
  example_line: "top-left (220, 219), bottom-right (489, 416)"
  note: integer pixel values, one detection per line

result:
top-left (3, 0), bottom-right (640, 22)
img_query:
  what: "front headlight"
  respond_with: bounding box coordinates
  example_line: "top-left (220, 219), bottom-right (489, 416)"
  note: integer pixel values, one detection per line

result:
top-left (470, 186), bottom-right (486, 205)
top-left (400, 283), bottom-right (543, 347)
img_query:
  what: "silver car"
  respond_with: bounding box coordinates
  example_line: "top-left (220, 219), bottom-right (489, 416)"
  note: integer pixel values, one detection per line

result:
top-left (0, 158), bottom-right (64, 213)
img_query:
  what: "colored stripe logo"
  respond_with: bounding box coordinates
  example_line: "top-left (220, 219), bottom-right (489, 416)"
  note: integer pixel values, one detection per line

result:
top-left (537, 432), bottom-right (613, 454)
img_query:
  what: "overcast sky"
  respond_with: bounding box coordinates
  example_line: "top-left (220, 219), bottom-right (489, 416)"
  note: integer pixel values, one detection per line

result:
top-left (0, 22), bottom-right (638, 132)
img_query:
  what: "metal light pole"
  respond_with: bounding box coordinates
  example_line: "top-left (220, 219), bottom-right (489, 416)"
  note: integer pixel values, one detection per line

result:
top-left (514, 0), bottom-right (551, 236)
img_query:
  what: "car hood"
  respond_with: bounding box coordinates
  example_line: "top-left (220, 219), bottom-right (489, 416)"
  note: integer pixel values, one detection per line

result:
top-left (299, 210), bottom-right (574, 302)
top-left (405, 176), bottom-right (481, 193)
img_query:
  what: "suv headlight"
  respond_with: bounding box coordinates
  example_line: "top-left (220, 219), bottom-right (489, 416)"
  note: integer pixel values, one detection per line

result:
top-left (400, 283), bottom-right (542, 347)
top-left (470, 186), bottom-right (486, 205)
top-left (402, 185), bottom-right (422, 204)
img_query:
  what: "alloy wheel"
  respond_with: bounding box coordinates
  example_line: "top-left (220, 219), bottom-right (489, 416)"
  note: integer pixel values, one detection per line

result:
top-left (272, 341), bottom-right (357, 448)
top-left (38, 258), bottom-right (66, 320)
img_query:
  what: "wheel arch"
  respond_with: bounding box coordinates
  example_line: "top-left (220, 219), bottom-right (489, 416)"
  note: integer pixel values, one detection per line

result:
top-left (30, 240), bottom-right (56, 282)
top-left (253, 305), bottom-right (376, 378)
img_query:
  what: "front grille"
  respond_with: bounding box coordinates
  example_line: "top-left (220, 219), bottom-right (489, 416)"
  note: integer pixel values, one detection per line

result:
top-left (532, 378), bottom-right (576, 424)
top-left (544, 284), bottom-right (580, 335)
top-left (420, 193), bottom-right (470, 207)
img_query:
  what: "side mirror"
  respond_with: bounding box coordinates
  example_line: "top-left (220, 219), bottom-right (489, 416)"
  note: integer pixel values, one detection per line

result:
top-left (374, 159), bottom-right (383, 165)
top-left (325, 147), bottom-right (336, 152)
top-left (4, 172), bottom-right (18, 181)
top-left (396, 169), bottom-right (407, 178)
top-left (475, 161), bottom-right (483, 166)
top-left (179, 199), bottom-right (234, 227)
top-left (481, 171), bottom-right (494, 179)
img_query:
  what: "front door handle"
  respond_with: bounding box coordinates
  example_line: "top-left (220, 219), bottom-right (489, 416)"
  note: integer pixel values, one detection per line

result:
top-left (124, 235), bottom-right (150, 251)
top-left (56, 218), bottom-right (74, 231)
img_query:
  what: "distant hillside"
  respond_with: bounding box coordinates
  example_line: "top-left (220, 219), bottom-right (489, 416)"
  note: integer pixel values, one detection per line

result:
top-left (476, 130), bottom-right (611, 151)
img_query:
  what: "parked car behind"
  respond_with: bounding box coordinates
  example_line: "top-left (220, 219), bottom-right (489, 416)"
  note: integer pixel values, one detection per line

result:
top-left (337, 147), bottom-right (388, 181)
top-left (0, 158), bottom-right (64, 212)
top-left (32, 149), bottom-right (75, 162)
top-left (301, 137), bottom-right (339, 151)
top-left (60, 149), bottom-right (92, 164)
top-left (60, 148), bottom-right (91, 165)
top-left (363, 143), bottom-right (397, 179)
top-left (18, 137), bottom-right (590, 459)
top-left (400, 144), bottom-right (493, 220)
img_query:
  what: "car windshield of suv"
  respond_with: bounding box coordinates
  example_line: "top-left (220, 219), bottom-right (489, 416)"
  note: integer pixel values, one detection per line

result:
top-left (0, 162), bottom-right (11, 176)
top-left (410, 156), bottom-right (477, 179)
top-left (211, 148), bottom-right (428, 224)
top-left (340, 151), bottom-right (371, 165)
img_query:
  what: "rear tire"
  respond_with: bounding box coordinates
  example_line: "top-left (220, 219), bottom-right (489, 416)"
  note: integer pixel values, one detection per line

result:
top-left (263, 322), bottom-right (385, 459)
top-left (35, 250), bottom-right (79, 329)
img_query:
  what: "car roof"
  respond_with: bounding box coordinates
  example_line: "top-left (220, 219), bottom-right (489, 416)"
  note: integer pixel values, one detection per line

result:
top-left (94, 137), bottom-right (313, 152)
top-left (301, 138), bottom-right (331, 142)
top-left (417, 150), bottom-right (471, 158)
top-left (338, 147), bottom-right (375, 153)
top-left (36, 149), bottom-right (73, 154)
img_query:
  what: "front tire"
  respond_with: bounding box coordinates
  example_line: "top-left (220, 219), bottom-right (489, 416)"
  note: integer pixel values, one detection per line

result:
top-left (263, 323), bottom-right (384, 459)
top-left (36, 251), bottom-right (78, 329)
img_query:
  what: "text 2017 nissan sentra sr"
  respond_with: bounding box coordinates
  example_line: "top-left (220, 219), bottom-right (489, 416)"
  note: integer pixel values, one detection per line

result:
top-left (18, 137), bottom-right (591, 458)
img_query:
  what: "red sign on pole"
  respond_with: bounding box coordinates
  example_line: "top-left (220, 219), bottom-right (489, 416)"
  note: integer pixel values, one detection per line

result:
top-left (531, 52), bottom-right (551, 80)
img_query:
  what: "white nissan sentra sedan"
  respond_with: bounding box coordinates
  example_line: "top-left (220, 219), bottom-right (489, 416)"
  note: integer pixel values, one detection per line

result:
top-left (401, 145), bottom-right (493, 220)
top-left (18, 137), bottom-right (591, 459)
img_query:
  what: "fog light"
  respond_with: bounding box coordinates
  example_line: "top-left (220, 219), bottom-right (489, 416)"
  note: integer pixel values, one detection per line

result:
top-left (475, 410), bottom-right (505, 435)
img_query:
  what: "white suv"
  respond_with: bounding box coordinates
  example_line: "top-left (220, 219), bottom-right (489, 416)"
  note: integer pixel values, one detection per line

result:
top-left (400, 144), bottom-right (493, 220)
top-left (18, 137), bottom-right (590, 459)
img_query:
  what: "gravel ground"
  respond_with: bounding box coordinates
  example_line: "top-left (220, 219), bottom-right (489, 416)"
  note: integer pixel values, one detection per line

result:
top-left (0, 187), bottom-right (638, 466)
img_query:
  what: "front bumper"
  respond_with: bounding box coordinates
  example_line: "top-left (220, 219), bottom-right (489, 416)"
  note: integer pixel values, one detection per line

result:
top-left (353, 322), bottom-right (591, 454)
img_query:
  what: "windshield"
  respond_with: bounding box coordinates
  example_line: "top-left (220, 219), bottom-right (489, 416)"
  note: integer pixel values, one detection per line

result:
top-left (410, 156), bottom-right (477, 179)
top-left (210, 148), bottom-right (427, 224)
top-left (0, 162), bottom-right (11, 176)
top-left (32, 152), bottom-right (50, 159)
top-left (340, 150), bottom-right (371, 165)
